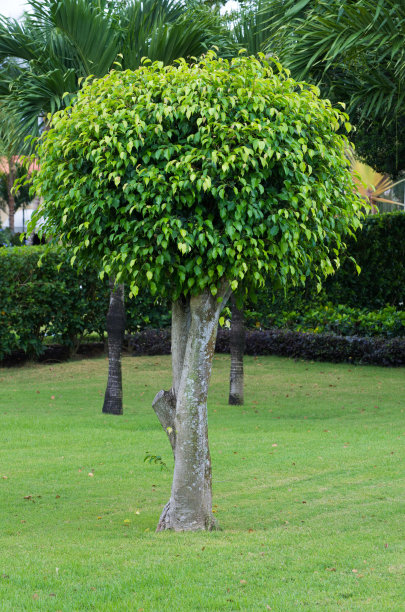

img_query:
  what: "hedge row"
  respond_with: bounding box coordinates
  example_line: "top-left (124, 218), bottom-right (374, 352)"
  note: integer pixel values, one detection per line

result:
top-left (126, 328), bottom-right (405, 366)
top-left (325, 211), bottom-right (405, 309)
top-left (1, 212), bottom-right (404, 361)
top-left (0, 246), bottom-right (106, 359)
top-left (0, 246), bottom-right (168, 360)
top-left (261, 303), bottom-right (405, 338)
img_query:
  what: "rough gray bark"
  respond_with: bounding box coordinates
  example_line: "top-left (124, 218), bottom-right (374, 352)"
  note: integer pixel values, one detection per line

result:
top-left (228, 294), bottom-right (245, 405)
top-left (102, 279), bottom-right (126, 415)
top-left (152, 282), bottom-right (231, 531)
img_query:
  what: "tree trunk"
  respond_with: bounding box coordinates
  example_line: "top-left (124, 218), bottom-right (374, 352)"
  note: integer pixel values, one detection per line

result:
top-left (228, 294), bottom-right (245, 405)
top-left (7, 158), bottom-right (16, 233)
top-left (152, 282), bottom-right (232, 531)
top-left (102, 279), bottom-right (126, 415)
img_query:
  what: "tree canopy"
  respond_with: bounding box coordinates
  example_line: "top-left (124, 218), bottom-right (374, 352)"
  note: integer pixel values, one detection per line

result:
top-left (30, 53), bottom-right (363, 301)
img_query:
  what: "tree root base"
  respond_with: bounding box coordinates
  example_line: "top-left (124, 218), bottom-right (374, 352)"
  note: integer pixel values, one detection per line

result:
top-left (156, 501), bottom-right (220, 532)
top-left (228, 394), bottom-right (244, 406)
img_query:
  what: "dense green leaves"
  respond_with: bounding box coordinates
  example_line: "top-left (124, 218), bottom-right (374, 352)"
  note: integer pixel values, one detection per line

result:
top-left (29, 53), bottom-right (364, 300)
top-left (0, 245), bottom-right (170, 360)
top-left (0, 246), bottom-right (106, 359)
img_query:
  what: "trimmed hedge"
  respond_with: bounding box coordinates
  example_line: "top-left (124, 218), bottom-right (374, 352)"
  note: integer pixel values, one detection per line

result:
top-left (0, 246), bottom-right (169, 360)
top-left (245, 212), bottom-right (405, 326)
top-left (263, 303), bottom-right (405, 338)
top-left (325, 212), bottom-right (405, 309)
top-left (125, 328), bottom-right (405, 366)
top-left (2, 212), bottom-right (404, 362)
top-left (0, 246), bottom-right (108, 359)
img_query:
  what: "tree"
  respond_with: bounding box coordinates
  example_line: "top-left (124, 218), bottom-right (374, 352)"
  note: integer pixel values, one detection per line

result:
top-left (0, 0), bottom-right (233, 415)
top-left (262, 0), bottom-right (405, 174)
top-left (29, 53), bottom-right (363, 530)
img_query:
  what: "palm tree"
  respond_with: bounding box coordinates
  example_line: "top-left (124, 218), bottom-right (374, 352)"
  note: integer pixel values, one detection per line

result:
top-left (227, 0), bottom-right (272, 55)
top-left (262, 0), bottom-right (405, 173)
top-left (0, 0), bottom-right (232, 137)
top-left (0, 0), bottom-right (233, 414)
top-left (228, 294), bottom-right (246, 405)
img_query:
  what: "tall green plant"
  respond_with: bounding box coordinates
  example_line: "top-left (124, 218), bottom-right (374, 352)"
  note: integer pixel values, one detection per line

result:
top-left (29, 53), bottom-right (364, 530)
top-left (262, 0), bottom-right (405, 173)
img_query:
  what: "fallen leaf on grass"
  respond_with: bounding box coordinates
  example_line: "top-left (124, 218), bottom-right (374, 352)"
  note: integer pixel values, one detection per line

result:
top-left (88, 472), bottom-right (94, 477)
top-left (32, 593), bottom-right (39, 600)
top-left (326, 568), bottom-right (336, 572)
top-left (240, 580), bottom-right (247, 585)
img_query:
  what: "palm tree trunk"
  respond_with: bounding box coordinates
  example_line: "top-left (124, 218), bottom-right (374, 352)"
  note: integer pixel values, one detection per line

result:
top-left (102, 279), bottom-right (126, 415)
top-left (152, 282), bottom-right (232, 531)
top-left (228, 294), bottom-right (245, 405)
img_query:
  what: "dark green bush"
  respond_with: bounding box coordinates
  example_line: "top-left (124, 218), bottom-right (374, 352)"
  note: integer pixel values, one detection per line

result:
top-left (0, 228), bottom-right (23, 247)
top-left (0, 246), bottom-right (108, 359)
top-left (0, 246), bottom-right (169, 361)
top-left (124, 328), bottom-right (405, 366)
top-left (325, 212), bottom-right (405, 309)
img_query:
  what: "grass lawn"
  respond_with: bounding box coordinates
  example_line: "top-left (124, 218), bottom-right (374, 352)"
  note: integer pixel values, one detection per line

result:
top-left (0, 354), bottom-right (404, 611)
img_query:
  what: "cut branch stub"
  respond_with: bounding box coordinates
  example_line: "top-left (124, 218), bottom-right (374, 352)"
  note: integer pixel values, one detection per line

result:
top-left (152, 389), bottom-right (176, 454)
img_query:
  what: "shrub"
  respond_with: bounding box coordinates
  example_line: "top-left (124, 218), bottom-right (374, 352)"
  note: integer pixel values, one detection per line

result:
top-left (245, 212), bottom-right (405, 326)
top-left (0, 228), bottom-right (23, 247)
top-left (325, 212), bottom-right (405, 309)
top-left (0, 246), bottom-right (169, 361)
top-left (0, 246), bottom-right (108, 359)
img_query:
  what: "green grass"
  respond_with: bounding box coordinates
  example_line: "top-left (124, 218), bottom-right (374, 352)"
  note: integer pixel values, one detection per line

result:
top-left (0, 354), bottom-right (404, 611)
